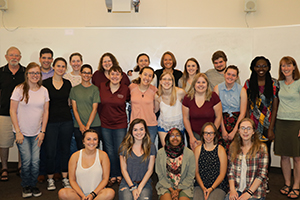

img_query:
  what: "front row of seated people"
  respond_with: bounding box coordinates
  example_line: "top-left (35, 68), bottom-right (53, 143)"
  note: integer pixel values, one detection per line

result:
top-left (58, 117), bottom-right (268, 200)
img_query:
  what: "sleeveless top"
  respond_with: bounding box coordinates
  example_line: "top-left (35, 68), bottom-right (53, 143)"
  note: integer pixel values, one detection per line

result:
top-left (157, 98), bottom-right (184, 131)
top-left (76, 149), bottom-right (103, 196)
top-left (218, 82), bottom-right (242, 115)
top-left (198, 144), bottom-right (228, 192)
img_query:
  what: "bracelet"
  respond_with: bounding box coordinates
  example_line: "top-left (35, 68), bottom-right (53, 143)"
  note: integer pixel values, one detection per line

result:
top-left (40, 131), bottom-right (45, 134)
top-left (129, 183), bottom-right (136, 189)
top-left (90, 191), bottom-right (97, 199)
top-left (130, 185), bottom-right (137, 192)
top-left (246, 189), bottom-right (253, 196)
top-left (211, 186), bottom-right (214, 191)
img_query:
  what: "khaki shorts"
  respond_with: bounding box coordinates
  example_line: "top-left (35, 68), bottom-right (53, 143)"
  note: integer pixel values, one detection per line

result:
top-left (0, 116), bottom-right (14, 148)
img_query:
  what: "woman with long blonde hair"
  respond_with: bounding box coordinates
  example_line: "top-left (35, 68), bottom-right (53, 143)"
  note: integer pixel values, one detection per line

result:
top-left (155, 71), bottom-right (186, 146)
top-left (182, 73), bottom-right (222, 150)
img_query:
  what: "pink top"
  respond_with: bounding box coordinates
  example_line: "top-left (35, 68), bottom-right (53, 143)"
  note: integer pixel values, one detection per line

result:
top-left (129, 83), bottom-right (158, 126)
top-left (11, 86), bottom-right (50, 137)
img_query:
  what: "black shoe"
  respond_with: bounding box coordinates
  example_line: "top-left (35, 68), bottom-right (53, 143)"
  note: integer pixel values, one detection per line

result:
top-left (22, 186), bottom-right (32, 198)
top-left (31, 186), bottom-right (42, 197)
top-left (266, 183), bottom-right (270, 193)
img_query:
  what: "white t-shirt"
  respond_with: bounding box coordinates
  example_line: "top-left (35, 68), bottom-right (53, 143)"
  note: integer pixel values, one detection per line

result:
top-left (10, 86), bottom-right (50, 137)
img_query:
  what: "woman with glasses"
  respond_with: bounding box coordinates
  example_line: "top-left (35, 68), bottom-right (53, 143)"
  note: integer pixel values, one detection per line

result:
top-left (155, 72), bottom-right (186, 146)
top-left (225, 118), bottom-right (268, 200)
top-left (156, 128), bottom-right (195, 200)
top-left (194, 122), bottom-right (228, 200)
top-left (275, 56), bottom-right (300, 198)
top-left (243, 56), bottom-right (279, 193)
top-left (70, 64), bottom-right (101, 150)
top-left (10, 62), bottom-right (49, 198)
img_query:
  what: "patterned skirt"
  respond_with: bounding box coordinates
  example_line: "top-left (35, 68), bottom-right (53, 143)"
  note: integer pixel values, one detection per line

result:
top-left (218, 112), bottom-right (240, 152)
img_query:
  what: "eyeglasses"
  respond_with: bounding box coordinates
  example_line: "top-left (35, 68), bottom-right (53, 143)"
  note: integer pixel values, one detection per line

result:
top-left (240, 127), bottom-right (253, 131)
top-left (170, 135), bottom-right (181, 139)
top-left (81, 72), bottom-right (92, 75)
top-left (203, 132), bottom-right (215, 136)
top-left (28, 72), bottom-right (41, 76)
top-left (255, 65), bottom-right (267, 68)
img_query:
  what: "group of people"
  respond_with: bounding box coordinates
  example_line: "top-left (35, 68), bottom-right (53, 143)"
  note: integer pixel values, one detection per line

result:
top-left (0, 46), bottom-right (299, 200)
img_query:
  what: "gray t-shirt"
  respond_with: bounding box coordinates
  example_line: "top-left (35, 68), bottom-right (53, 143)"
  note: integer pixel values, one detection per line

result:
top-left (120, 143), bottom-right (156, 185)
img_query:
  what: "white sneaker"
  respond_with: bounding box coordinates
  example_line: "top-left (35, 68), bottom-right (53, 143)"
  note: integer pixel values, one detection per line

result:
top-left (47, 178), bottom-right (56, 191)
top-left (62, 178), bottom-right (71, 188)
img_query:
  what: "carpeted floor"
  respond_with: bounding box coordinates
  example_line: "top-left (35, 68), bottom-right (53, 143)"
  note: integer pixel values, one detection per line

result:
top-left (0, 163), bottom-right (293, 200)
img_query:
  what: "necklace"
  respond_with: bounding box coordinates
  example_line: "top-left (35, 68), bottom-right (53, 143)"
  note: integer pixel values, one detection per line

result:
top-left (139, 85), bottom-right (149, 98)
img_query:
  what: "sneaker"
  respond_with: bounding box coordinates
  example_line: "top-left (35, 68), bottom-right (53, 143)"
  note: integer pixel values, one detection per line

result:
top-left (31, 186), bottom-right (42, 197)
top-left (47, 178), bottom-right (56, 191)
top-left (62, 178), bottom-right (71, 188)
top-left (22, 186), bottom-right (32, 198)
top-left (259, 135), bottom-right (268, 142)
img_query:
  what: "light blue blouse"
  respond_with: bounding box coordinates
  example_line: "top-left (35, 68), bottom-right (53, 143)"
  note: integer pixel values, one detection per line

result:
top-left (218, 82), bottom-right (242, 115)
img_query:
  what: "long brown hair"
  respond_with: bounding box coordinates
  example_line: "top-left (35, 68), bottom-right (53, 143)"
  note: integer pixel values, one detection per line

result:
top-left (98, 52), bottom-right (119, 72)
top-left (229, 118), bottom-right (264, 162)
top-left (118, 118), bottom-right (152, 162)
top-left (187, 73), bottom-right (212, 101)
top-left (181, 58), bottom-right (200, 90)
top-left (157, 72), bottom-right (177, 106)
top-left (19, 62), bottom-right (42, 104)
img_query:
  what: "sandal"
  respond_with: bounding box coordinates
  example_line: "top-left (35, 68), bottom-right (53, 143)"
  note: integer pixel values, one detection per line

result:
top-left (280, 184), bottom-right (292, 195)
top-left (1, 169), bottom-right (9, 181)
top-left (288, 189), bottom-right (300, 199)
top-left (107, 177), bottom-right (116, 187)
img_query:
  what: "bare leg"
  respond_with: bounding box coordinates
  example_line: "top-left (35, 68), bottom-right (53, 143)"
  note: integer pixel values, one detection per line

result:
top-left (95, 188), bottom-right (115, 200)
top-left (281, 156), bottom-right (292, 186)
top-left (62, 172), bottom-right (68, 179)
top-left (58, 188), bottom-right (81, 200)
top-left (160, 192), bottom-right (172, 200)
top-left (0, 147), bottom-right (9, 170)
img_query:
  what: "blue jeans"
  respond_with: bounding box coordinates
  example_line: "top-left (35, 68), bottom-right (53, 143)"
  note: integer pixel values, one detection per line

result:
top-left (119, 180), bottom-right (152, 200)
top-left (74, 126), bottom-right (101, 150)
top-left (44, 120), bottom-right (73, 174)
top-left (101, 127), bottom-right (126, 178)
top-left (224, 191), bottom-right (265, 200)
top-left (147, 126), bottom-right (157, 145)
top-left (16, 134), bottom-right (40, 187)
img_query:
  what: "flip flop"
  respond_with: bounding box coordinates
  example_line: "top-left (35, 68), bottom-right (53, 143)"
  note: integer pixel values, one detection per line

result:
top-left (288, 189), bottom-right (300, 199)
top-left (0, 169), bottom-right (9, 181)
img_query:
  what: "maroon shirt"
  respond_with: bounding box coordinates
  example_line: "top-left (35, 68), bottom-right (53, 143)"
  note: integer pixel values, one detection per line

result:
top-left (182, 92), bottom-right (220, 135)
top-left (99, 82), bottom-right (130, 129)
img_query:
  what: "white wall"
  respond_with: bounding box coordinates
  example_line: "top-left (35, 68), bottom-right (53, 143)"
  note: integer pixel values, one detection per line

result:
top-left (0, 0), bottom-right (300, 28)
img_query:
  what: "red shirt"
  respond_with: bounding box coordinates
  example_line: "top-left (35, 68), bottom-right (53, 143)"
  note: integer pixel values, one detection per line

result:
top-left (92, 70), bottom-right (130, 89)
top-left (182, 92), bottom-right (220, 135)
top-left (99, 82), bottom-right (130, 129)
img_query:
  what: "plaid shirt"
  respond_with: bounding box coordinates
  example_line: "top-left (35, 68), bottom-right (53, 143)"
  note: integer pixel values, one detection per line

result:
top-left (228, 144), bottom-right (268, 199)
